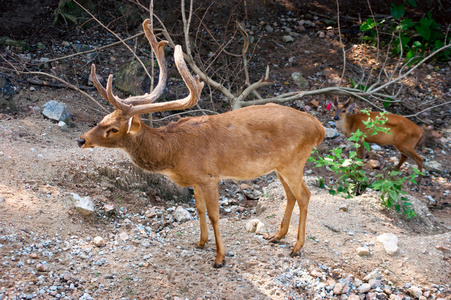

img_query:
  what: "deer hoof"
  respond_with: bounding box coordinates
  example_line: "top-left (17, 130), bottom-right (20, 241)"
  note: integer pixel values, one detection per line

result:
top-left (289, 250), bottom-right (301, 258)
top-left (213, 260), bottom-right (225, 268)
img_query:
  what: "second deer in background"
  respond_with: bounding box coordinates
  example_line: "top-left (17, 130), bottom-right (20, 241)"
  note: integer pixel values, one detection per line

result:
top-left (330, 99), bottom-right (423, 172)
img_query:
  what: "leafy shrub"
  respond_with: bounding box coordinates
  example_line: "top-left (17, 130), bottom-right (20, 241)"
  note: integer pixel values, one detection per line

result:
top-left (309, 111), bottom-right (422, 217)
top-left (360, 1), bottom-right (450, 62)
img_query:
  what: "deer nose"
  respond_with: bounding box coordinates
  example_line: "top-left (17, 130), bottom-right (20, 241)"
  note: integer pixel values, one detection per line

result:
top-left (77, 138), bottom-right (86, 147)
top-left (334, 116), bottom-right (339, 121)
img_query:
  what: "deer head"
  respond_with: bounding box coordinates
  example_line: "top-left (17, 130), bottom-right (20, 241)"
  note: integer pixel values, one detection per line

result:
top-left (77, 19), bottom-right (204, 149)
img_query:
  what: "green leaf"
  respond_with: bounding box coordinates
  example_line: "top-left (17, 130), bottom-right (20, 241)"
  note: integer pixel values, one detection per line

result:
top-left (412, 41), bottom-right (422, 48)
top-left (329, 189), bottom-right (336, 195)
top-left (390, 4), bottom-right (405, 20)
top-left (383, 101), bottom-right (391, 108)
top-left (363, 142), bottom-right (370, 152)
top-left (360, 18), bottom-right (376, 32)
top-left (416, 19), bottom-right (432, 40)
top-left (406, 0), bottom-right (417, 7)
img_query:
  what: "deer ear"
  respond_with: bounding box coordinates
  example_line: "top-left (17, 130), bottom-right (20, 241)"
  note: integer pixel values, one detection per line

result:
top-left (127, 116), bottom-right (141, 134)
top-left (346, 102), bottom-right (356, 113)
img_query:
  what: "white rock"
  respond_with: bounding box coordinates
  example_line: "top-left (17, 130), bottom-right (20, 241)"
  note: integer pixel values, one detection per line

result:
top-left (358, 283), bottom-right (372, 293)
top-left (72, 194), bottom-right (95, 216)
top-left (174, 206), bottom-right (192, 223)
top-left (363, 269), bottom-right (381, 282)
top-left (408, 286), bottom-right (423, 298)
top-left (245, 219), bottom-right (261, 233)
top-left (371, 144), bottom-right (383, 151)
top-left (356, 246), bottom-right (370, 256)
top-left (255, 221), bottom-right (267, 235)
top-left (93, 236), bottom-right (106, 247)
top-left (377, 233), bottom-right (398, 256)
top-left (325, 128), bottom-right (339, 139)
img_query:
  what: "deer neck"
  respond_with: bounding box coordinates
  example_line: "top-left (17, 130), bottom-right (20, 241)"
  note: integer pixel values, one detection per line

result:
top-left (122, 124), bottom-right (174, 172)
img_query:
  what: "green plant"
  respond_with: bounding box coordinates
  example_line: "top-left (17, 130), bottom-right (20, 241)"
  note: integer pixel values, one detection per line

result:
top-left (309, 111), bottom-right (422, 217)
top-left (360, 1), bottom-right (450, 62)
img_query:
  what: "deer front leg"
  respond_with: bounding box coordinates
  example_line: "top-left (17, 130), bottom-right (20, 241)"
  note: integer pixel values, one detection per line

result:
top-left (193, 186), bottom-right (208, 249)
top-left (194, 182), bottom-right (225, 268)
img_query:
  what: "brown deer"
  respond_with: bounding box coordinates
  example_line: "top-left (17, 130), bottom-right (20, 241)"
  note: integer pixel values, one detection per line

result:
top-left (330, 99), bottom-right (423, 172)
top-left (77, 19), bottom-right (325, 268)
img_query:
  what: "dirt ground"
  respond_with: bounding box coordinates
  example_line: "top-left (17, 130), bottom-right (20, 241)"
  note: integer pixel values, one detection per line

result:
top-left (0, 87), bottom-right (450, 299)
top-left (0, 0), bottom-right (450, 299)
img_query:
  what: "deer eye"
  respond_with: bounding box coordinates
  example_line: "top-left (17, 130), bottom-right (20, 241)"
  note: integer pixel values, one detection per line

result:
top-left (106, 128), bottom-right (119, 137)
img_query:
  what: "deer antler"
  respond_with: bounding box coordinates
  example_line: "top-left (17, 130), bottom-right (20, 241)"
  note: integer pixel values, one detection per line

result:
top-left (90, 19), bottom-right (203, 117)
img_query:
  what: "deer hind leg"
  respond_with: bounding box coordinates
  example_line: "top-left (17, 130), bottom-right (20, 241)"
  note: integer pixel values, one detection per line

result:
top-left (266, 174), bottom-right (297, 243)
top-left (271, 168), bottom-right (311, 257)
top-left (195, 181), bottom-right (224, 268)
top-left (395, 144), bottom-right (424, 171)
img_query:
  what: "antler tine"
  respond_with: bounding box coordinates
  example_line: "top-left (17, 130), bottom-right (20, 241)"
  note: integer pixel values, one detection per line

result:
top-left (123, 45), bottom-right (204, 117)
top-left (91, 64), bottom-right (109, 101)
top-left (105, 74), bottom-right (132, 114)
top-left (123, 19), bottom-right (169, 105)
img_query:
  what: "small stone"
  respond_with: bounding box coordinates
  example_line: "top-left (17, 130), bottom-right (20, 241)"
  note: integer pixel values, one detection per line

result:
top-left (333, 282), bottom-right (349, 295)
top-left (29, 253), bottom-right (38, 259)
top-left (119, 232), bottom-right (129, 241)
top-left (363, 269), bottom-right (381, 282)
top-left (93, 236), bottom-right (106, 247)
top-left (325, 128), bottom-right (339, 139)
top-left (408, 286), bottom-right (423, 298)
top-left (255, 221), bottom-right (267, 235)
top-left (357, 283), bottom-right (371, 293)
top-left (377, 233), bottom-right (398, 256)
top-left (356, 246), bottom-right (370, 256)
top-left (367, 159), bottom-right (381, 169)
top-left (245, 219), bottom-right (261, 233)
top-left (282, 35), bottom-right (294, 43)
top-left (174, 206), bottom-right (192, 223)
top-left (424, 160), bottom-right (444, 174)
top-left (42, 100), bottom-right (71, 122)
top-left (72, 193), bottom-right (95, 216)
top-left (339, 204), bottom-right (348, 212)
top-left (36, 263), bottom-right (49, 272)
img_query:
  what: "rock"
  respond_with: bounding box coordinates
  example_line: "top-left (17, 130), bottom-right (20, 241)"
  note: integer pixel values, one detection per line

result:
top-left (424, 160), bottom-right (444, 174)
top-left (339, 203), bottom-right (348, 212)
top-left (104, 203), bottom-right (116, 215)
top-left (356, 246), bottom-right (370, 256)
top-left (245, 219), bottom-right (261, 233)
top-left (42, 100), bottom-right (71, 122)
top-left (255, 221), bottom-right (267, 235)
top-left (36, 263), bottom-right (49, 272)
top-left (114, 60), bottom-right (155, 96)
top-left (282, 35), bottom-right (294, 43)
top-left (174, 206), bottom-right (192, 223)
top-left (348, 295), bottom-right (360, 300)
top-left (357, 283), bottom-right (371, 293)
top-left (333, 282), bottom-right (349, 295)
top-left (58, 121), bottom-right (68, 131)
top-left (72, 193), bottom-right (95, 216)
top-left (265, 25), bottom-right (274, 32)
top-left (377, 233), bottom-right (398, 256)
top-left (408, 286), bottom-right (423, 298)
top-left (93, 236), bottom-right (106, 247)
top-left (363, 269), bottom-right (381, 282)
top-left (371, 144), bottom-right (383, 151)
top-left (0, 74), bottom-right (17, 113)
top-left (291, 72), bottom-right (309, 88)
top-left (367, 159), bottom-right (381, 169)
top-left (119, 232), bottom-right (129, 241)
top-left (369, 279), bottom-right (381, 288)
top-left (325, 128), bottom-right (339, 139)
